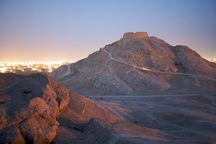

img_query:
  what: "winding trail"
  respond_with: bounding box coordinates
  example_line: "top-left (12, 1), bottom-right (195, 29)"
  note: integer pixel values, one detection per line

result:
top-left (102, 48), bottom-right (216, 81)
top-left (89, 93), bottom-right (216, 98)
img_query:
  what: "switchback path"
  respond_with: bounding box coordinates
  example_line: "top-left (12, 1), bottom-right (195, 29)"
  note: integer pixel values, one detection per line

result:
top-left (102, 48), bottom-right (216, 81)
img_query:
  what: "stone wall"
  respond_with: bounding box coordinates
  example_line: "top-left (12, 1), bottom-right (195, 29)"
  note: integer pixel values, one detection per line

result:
top-left (123, 32), bottom-right (148, 40)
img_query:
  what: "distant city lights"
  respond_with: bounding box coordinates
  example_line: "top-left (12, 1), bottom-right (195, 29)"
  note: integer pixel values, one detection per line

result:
top-left (0, 61), bottom-right (73, 74)
top-left (207, 58), bottom-right (216, 63)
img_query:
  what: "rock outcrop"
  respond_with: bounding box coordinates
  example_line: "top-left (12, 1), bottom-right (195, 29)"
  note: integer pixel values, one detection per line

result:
top-left (1, 73), bottom-right (167, 144)
top-left (0, 73), bottom-right (121, 143)
top-left (0, 74), bottom-right (70, 143)
top-left (52, 32), bottom-right (216, 95)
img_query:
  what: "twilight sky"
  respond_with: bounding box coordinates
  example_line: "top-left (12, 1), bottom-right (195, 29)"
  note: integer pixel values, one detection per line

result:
top-left (0, 0), bottom-right (216, 62)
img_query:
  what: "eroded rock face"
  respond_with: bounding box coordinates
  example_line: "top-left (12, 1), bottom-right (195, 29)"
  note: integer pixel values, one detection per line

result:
top-left (0, 73), bottom-right (122, 144)
top-left (0, 73), bottom-right (70, 144)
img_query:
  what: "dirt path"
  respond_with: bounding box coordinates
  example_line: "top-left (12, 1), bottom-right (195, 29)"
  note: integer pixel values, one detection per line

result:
top-left (102, 48), bottom-right (216, 81)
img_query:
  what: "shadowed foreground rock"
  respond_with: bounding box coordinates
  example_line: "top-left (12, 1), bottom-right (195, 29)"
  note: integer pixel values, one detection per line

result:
top-left (0, 73), bottom-right (70, 143)
top-left (0, 73), bottom-right (123, 144)
top-left (1, 73), bottom-right (168, 144)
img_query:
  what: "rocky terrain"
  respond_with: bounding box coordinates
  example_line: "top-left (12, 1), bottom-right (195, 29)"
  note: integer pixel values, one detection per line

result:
top-left (93, 94), bottom-right (216, 144)
top-left (52, 32), bottom-right (216, 95)
top-left (0, 73), bottom-right (170, 144)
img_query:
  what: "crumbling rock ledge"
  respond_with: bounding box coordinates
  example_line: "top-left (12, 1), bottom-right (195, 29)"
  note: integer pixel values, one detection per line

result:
top-left (0, 74), bottom-right (70, 144)
top-left (0, 73), bottom-right (121, 144)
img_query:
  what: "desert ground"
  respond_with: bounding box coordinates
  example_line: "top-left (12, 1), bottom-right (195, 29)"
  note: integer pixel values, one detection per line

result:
top-left (87, 94), bottom-right (216, 144)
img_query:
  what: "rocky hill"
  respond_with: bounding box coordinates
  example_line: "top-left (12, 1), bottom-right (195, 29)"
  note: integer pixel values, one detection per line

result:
top-left (52, 32), bottom-right (216, 95)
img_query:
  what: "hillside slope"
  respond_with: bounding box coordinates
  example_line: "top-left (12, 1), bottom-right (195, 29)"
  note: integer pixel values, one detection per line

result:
top-left (53, 32), bottom-right (216, 95)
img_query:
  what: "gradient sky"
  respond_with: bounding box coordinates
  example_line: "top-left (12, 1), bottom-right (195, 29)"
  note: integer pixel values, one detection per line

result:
top-left (0, 0), bottom-right (216, 62)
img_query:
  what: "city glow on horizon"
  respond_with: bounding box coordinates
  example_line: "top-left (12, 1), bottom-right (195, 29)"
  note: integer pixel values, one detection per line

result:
top-left (207, 58), bottom-right (216, 63)
top-left (0, 61), bottom-right (73, 74)
top-left (0, 60), bottom-right (74, 65)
